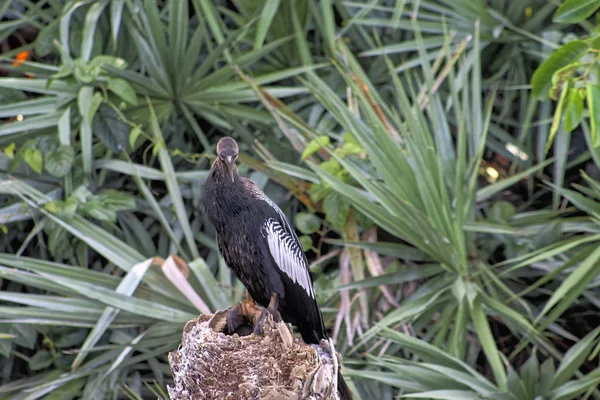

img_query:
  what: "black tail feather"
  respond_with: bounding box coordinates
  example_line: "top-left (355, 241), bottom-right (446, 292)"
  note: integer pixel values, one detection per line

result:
top-left (337, 372), bottom-right (353, 400)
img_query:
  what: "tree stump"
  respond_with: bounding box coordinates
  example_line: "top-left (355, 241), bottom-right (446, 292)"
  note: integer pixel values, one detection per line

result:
top-left (168, 304), bottom-right (341, 400)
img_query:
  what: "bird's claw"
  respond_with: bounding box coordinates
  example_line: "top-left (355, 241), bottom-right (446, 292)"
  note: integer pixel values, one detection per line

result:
top-left (253, 305), bottom-right (282, 335)
top-left (253, 292), bottom-right (281, 335)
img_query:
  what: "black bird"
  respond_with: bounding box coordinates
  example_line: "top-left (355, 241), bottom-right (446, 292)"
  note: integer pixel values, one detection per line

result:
top-left (204, 137), bottom-right (352, 399)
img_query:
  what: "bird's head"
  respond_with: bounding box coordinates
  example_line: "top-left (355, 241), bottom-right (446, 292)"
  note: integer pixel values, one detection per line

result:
top-left (216, 136), bottom-right (239, 182)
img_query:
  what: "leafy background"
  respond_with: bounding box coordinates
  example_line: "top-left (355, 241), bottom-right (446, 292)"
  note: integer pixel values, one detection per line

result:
top-left (1, 0), bottom-right (600, 399)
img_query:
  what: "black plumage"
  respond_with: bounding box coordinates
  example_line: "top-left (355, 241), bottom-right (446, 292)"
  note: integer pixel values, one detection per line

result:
top-left (203, 137), bottom-right (352, 399)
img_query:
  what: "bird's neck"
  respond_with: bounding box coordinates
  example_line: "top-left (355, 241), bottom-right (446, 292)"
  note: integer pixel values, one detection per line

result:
top-left (211, 158), bottom-right (240, 185)
top-left (205, 159), bottom-right (245, 225)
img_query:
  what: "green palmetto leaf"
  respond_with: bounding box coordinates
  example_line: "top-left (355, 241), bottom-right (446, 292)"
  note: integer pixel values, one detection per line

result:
top-left (0, 112), bottom-right (62, 139)
top-left (377, 326), bottom-right (496, 388)
top-left (553, 327), bottom-right (600, 388)
top-left (340, 264), bottom-right (441, 290)
top-left (469, 296), bottom-right (507, 390)
top-left (0, 97), bottom-right (57, 117)
top-left (71, 258), bottom-right (154, 369)
top-left (95, 159), bottom-right (208, 182)
top-left (0, 78), bottom-right (77, 94)
top-left (110, 0), bottom-right (126, 45)
top-left (297, 75), bottom-right (458, 268)
top-left (60, 0), bottom-right (93, 56)
top-left (402, 390), bottom-right (484, 399)
top-left (476, 158), bottom-right (554, 202)
top-left (128, 170), bottom-right (186, 259)
top-left (548, 367), bottom-right (600, 400)
top-left (311, 166), bottom-right (455, 267)
top-left (359, 279), bottom-right (453, 341)
top-left (254, 0), bottom-right (281, 49)
top-left (147, 99), bottom-right (200, 260)
top-left (538, 244), bottom-right (600, 326)
top-left (37, 271), bottom-right (195, 322)
top-left (81, 0), bottom-right (109, 62)
top-left (327, 239), bottom-right (433, 261)
top-left (3, 0), bottom-right (600, 397)
top-left (0, 179), bottom-right (186, 305)
top-left (0, 253), bottom-right (118, 287)
top-left (77, 86), bottom-right (94, 180)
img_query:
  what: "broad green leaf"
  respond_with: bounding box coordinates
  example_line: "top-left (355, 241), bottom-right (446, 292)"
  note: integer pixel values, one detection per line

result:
top-left (29, 350), bottom-right (53, 371)
top-left (129, 126), bottom-right (143, 149)
top-left (3, 143), bottom-right (15, 158)
top-left (299, 235), bottom-right (312, 251)
top-left (323, 194), bottom-right (350, 232)
top-left (90, 55), bottom-right (128, 69)
top-left (35, 21), bottom-right (60, 59)
top-left (92, 104), bottom-right (130, 153)
top-left (564, 87), bottom-right (584, 131)
top-left (540, 358), bottom-right (557, 394)
top-left (45, 146), bottom-right (75, 178)
top-left (553, 0), bottom-right (600, 23)
top-left (107, 77), bottom-right (138, 105)
top-left (547, 78), bottom-right (571, 153)
top-left (531, 40), bottom-right (588, 99)
top-left (24, 148), bottom-right (43, 173)
top-left (586, 84), bottom-right (600, 147)
top-left (294, 212), bottom-right (321, 235)
top-left (487, 201), bottom-right (516, 223)
top-left (301, 135), bottom-right (330, 160)
top-left (88, 91), bottom-right (103, 121)
top-left (74, 59), bottom-right (101, 84)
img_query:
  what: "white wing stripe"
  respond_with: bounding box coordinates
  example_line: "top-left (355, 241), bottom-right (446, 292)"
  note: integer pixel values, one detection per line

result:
top-left (263, 218), bottom-right (315, 298)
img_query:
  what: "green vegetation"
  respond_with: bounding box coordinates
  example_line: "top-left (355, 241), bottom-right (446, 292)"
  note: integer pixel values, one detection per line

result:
top-left (1, 0), bottom-right (600, 399)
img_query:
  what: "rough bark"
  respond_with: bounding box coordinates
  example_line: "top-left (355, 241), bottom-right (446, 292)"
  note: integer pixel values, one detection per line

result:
top-left (168, 306), bottom-right (341, 400)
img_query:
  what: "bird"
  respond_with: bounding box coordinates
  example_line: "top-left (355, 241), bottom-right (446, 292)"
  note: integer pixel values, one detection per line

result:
top-left (203, 136), bottom-right (353, 400)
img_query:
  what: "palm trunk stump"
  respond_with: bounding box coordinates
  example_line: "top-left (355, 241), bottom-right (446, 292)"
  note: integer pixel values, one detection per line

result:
top-left (168, 303), bottom-right (343, 400)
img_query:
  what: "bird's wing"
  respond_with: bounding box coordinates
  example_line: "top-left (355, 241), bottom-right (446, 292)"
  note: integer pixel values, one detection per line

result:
top-left (262, 217), bottom-right (315, 299)
top-left (242, 178), bottom-right (315, 299)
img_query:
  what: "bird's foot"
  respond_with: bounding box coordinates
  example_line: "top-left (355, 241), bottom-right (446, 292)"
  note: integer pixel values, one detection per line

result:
top-left (253, 293), bottom-right (282, 335)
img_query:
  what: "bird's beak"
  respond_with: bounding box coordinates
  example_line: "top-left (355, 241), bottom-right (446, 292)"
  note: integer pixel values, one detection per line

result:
top-left (224, 156), bottom-right (235, 182)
